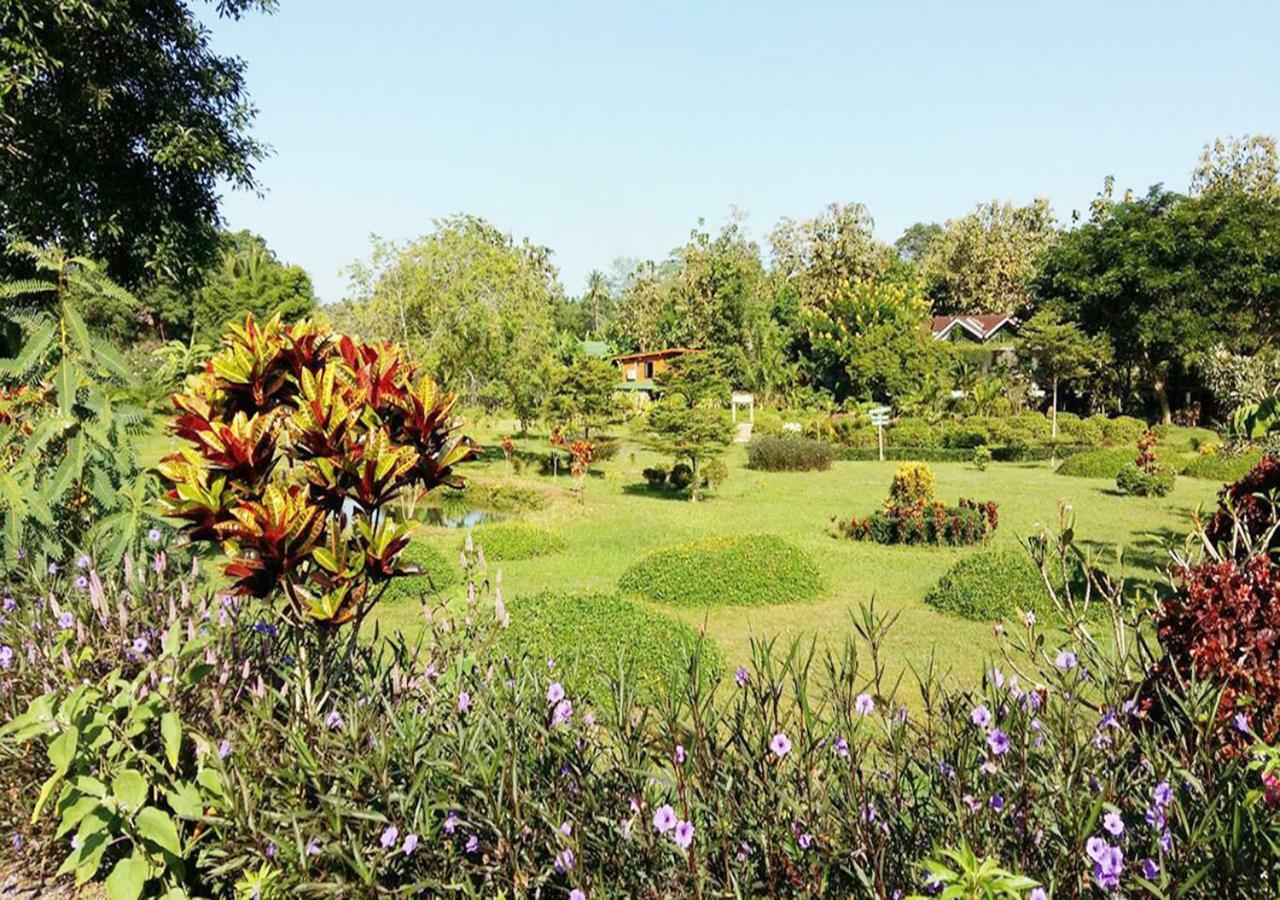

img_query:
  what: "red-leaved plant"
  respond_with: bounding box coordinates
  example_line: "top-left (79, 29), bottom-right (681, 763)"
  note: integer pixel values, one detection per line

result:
top-left (159, 315), bottom-right (475, 629)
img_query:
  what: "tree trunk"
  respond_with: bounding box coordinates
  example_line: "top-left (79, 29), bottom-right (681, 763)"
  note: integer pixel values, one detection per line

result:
top-left (1051, 376), bottom-right (1059, 439)
top-left (1152, 378), bottom-right (1172, 424)
top-left (689, 459), bottom-right (700, 502)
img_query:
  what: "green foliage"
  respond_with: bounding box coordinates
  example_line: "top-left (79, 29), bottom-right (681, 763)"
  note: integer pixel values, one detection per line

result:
top-left (543, 355), bottom-right (617, 438)
top-left (1054, 447), bottom-right (1138, 478)
top-left (379, 541), bottom-right (459, 604)
top-left (925, 546), bottom-right (1059, 621)
top-left (645, 390), bottom-right (732, 501)
top-left (498, 592), bottom-right (724, 702)
top-left (0, 0), bottom-right (270, 290)
top-left (1116, 462), bottom-right (1176, 497)
top-left (912, 844), bottom-right (1040, 899)
top-left (1017, 307), bottom-right (1100, 435)
top-left (465, 522), bottom-right (565, 561)
top-left (745, 436), bottom-right (834, 471)
top-left (618, 534), bottom-right (823, 607)
top-left (972, 445), bottom-right (992, 470)
top-left (1181, 448), bottom-right (1264, 482)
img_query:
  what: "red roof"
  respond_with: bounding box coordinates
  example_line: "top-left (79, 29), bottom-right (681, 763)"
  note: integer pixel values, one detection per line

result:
top-left (930, 315), bottom-right (1017, 341)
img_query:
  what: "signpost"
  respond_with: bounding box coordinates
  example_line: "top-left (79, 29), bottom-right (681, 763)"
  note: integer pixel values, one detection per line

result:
top-left (868, 405), bottom-right (891, 462)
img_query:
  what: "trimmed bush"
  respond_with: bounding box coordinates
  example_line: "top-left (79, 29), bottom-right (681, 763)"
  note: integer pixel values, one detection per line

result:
top-left (380, 541), bottom-right (459, 604)
top-left (701, 458), bottom-right (728, 488)
top-left (889, 419), bottom-right (935, 448)
top-left (940, 426), bottom-right (990, 449)
top-left (1101, 415), bottom-right (1146, 446)
top-left (466, 523), bottom-right (566, 560)
top-left (1181, 448), bottom-right (1263, 482)
top-left (1116, 463), bottom-right (1176, 497)
top-left (498, 592), bottom-right (723, 702)
top-left (457, 480), bottom-right (549, 512)
top-left (1055, 447), bottom-right (1134, 478)
top-left (642, 465), bottom-right (669, 488)
top-left (746, 436), bottom-right (834, 471)
top-left (836, 446), bottom-right (973, 462)
top-left (668, 462), bottom-right (694, 490)
top-left (924, 545), bottom-right (1089, 622)
top-left (619, 534), bottom-right (823, 607)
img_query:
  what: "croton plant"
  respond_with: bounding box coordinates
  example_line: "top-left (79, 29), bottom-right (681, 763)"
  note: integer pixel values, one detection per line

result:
top-left (159, 315), bottom-right (476, 627)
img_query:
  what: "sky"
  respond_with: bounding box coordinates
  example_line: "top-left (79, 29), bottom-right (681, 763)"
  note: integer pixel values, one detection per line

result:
top-left (201, 1), bottom-right (1280, 303)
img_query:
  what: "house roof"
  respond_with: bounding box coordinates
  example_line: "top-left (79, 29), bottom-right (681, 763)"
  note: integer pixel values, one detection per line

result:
top-left (930, 314), bottom-right (1017, 341)
top-left (610, 347), bottom-right (699, 363)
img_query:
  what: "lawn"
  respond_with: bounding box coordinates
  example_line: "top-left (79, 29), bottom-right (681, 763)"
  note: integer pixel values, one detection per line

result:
top-left (374, 423), bottom-right (1223, 688)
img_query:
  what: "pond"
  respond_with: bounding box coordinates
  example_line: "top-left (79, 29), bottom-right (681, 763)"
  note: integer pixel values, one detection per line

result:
top-left (419, 506), bottom-right (503, 529)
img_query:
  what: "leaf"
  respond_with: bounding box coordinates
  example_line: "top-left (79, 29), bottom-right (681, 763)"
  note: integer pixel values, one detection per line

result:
top-left (136, 806), bottom-right (182, 857)
top-left (105, 852), bottom-right (148, 900)
top-left (160, 712), bottom-right (182, 770)
top-left (165, 781), bottom-right (203, 820)
top-left (112, 769), bottom-right (148, 811)
top-left (55, 795), bottom-right (101, 838)
top-left (33, 725), bottom-right (80, 820)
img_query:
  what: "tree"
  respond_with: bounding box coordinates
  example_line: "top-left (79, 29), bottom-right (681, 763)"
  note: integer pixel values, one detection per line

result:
top-left (895, 222), bottom-right (944, 262)
top-left (189, 231), bottom-right (315, 339)
top-left (921, 199), bottom-right (1057, 315)
top-left (0, 1), bottom-right (271, 289)
top-left (646, 353), bottom-right (732, 501)
top-left (1017, 309), bottom-right (1097, 437)
top-left (1038, 187), bottom-right (1280, 421)
top-left (769, 202), bottom-right (900, 304)
top-left (580, 270), bottom-right (614, 337)
top-left (1190, 134), bottom-right (1279, 200)
top-left (544, 356), bottom-right (617, 438)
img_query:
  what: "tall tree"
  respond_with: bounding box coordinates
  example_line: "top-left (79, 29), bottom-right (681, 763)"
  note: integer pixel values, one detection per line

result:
top-left (581, 270), bottom-right (614, 337)
top-left (895, 222), bottom-right (944, 262)
top-left (1190, 134), bottom-right (1279, 200)
top-left (0, 1), bottom-right (271, 289)
top-left (647, 353), bottom-right (732, 502)
top-left (1017, 308), bottom-right (1098, 437)
top-left (921, 199), bottom-right (1057, 315)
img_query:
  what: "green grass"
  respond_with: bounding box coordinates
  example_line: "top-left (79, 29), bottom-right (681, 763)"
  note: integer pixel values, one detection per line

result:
top-left (465, 522), bottom-right (565, 560)
top-left (618, 533), bottom-right (822, 607)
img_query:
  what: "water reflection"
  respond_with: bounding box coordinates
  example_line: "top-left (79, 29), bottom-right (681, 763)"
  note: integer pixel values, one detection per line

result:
top-left (420, 506), bottom-right (502, 529)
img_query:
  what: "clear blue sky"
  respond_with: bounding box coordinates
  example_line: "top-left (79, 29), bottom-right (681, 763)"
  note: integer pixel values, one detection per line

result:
top-left (202, 1), bottom-right (1280, 303)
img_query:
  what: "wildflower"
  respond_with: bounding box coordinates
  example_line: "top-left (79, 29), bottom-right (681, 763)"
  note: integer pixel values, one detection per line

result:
top-left (674, 745), bottom-right (685, 765)
top-left (971, 705), bottom-right (992, 728)
top-left (1086, 836), bottom-right (1109, 862)
top-left (131, 636), bottom-right (148, 656)
top-left (457, 691), bottom-right (470, 713)
top-left (569, 891), bottom-right (586, 900)
top-left (736, 841), bottom-right (751, 862)
top-left (735, 665), bottom-right (749, 686)
top-left (559, 821), bottom-right (572, 836)
top-left (10, 833), bottom-right (21, 851)
top-left (147, 528), bottom-right (163, 544)
top-left (989, 794), bottom-right (1005, 812)
top-left (551, 698), bottom-right (573, 727)
top-left (305, 838), bottom-right (321, 857)
top-left (1153, 781), bottom-right (1172, 807)
top-left (2, 596), bottom-right (14, 612)
top-left (860, 802), bottom-right (877, 822)
top-left (989, 668), bottom-right (1004, 688)
top-left (652, 805), bottom-right (676, 834)
top-left (218, 739), bottom-right (232, 759)
top-left (855, 693), bottom-right (875, 715)
top-left (769, 732), bottom-right (792, 758)
top-left (583, 711), bottom-right (595, 727)
top-left (1055, 650), bottom-right (1077, 671)
top-left (673, 820), bottom-right (694, 849)
top-left (547, 657), bottom-right (555, 670)
top-left (73, 575), bottom-right (88, 590)
top-left (547, 682), bottom-right (565, 704)
top-left (555, 847), bottom-right (575, 872)
top-left (48, 562), bottom-right (58, 575)
top-left (0, 646), bottom-right (12, 670)
top-left (1093, 843), bottom-right (1123, 892)
top-left (1102, 811), bottom-right (1124, 836)
top-left (1022, 610), bottom-right (1036, 628)
top-left (465, 834), bottom-right (479, 855)
top-left (76, 554), bottom-right (90, 569)
top-left (833, 737), bottom-right (849, 758)
top-left (797, 832), bottom-right (814, 850)
top-left (444, 812), bottom-right (460, 834)
top-left (1141, 857), bottom-right (1159, 880)
top-left (402, 833), bottom-right (419, 855)
top-left (1233, 711), bottom-right (1250, 733)
top-left (1159, 830), bottom-right (1172, 854)
top-left (325, 710), bottom-right (343, 730)
top-left (380, 825), bottom-right (399, 848)
top-left (1029, 890), bottom-right (1047, 900)
top-left (57, 611), bottom-right (74, 629)
top-left (987, 729), bottom-right (1010, 756)
top-left (266, 842), bottom-right (277, 858)
top-left (252, 621), bottom-right (277, 637)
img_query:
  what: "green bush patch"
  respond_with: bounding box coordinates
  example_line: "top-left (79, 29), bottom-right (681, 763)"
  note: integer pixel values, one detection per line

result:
top-left (454, 480), bottom-right (550, 512)
top-left (1055, 447), bottom-right (1139, 478)
top-left (746, 436), bottom-right (834, 471)
top-left (380, 541), bottom-right (459, 604)
top-left (618, 534), bottom-right (823, 607)
top-left (1181, 449), bottom-right (1263, 482)
top-left (925, 545), bottom-right (1082, 622)
top-left (466, 522), bottom-right (566, 560)
top-left (499, 592), bottom-right (723, 702)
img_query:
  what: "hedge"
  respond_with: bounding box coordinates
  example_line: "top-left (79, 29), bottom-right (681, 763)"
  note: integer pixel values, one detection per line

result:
top-left (1055, 447), bottom-right (1142, 478)
top-left (465, 523), bottom-right (566, 560)
top-left (498, 592), bottom-right (724, 703)
top-left (835, 445), bottom-right (1090, 463)
top-left (380, 541), bottom-right (459, 604)
top-left (1181, 449), bottom-right (1263, 482)
top-left (746, 436), bottom-right (834, 471)
top-left (618, 534), bottom-right (823, 607)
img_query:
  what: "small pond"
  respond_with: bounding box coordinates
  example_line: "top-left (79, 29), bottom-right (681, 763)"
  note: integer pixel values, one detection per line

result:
top-left (419, 506), bottom-right (504, 529)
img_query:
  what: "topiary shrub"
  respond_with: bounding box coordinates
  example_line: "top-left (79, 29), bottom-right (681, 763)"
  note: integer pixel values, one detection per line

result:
top-left (1055, 447), bottom-right (1137, 479)
top-left (379, 541), bottom-right (459, 603)
top-left (618, 534), bottom-right (823, 607)
top-left (1101, 415), bottom-right (1146, 446)
top-left (1116, 463), bottom-right (1176, 497)
top-left (1181, 448), bottom-right (1264, 483)
top-left (668, 462), bottom-right (694, 491)
top-left (701, 458), bottom-right (728, 489)
top-left (745, 436), bottom-right (834, 471)
top-left (924, 545), bottom-right (1090, 622)
top-left (465, 523), bottom-right (565, 560)
top-left (836, 499), bottom-right (997, 546)
top-left (972, 445), bottom-right (992, 471)
top-left (939, 426), bottom-right (990, 449)
top-left (889, 418), bottom-right (935, 448)
top-left (885, 461), bottom-right (935, 509)
top-left (498, 592), bottom-right (723, 702)
top-left (642, 466), bottom-right (669, 489)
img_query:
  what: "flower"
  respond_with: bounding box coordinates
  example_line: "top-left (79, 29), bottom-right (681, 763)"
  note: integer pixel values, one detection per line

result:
top-left (402, 833), bottom-right (419, 855)
top-left (218, 739), bottom-right (232, 759)
top-left (1055, 650), bottom-right (1077, 671)
top-left (305, 838), bottom-right (321, 857)
top-left (769, 732), bottom-right (792, 757)
top-left (1086, 836), bottom-right (1109, 862)
top-left (797, 832), bottom-right (814, 850)
top-left (444, 812), bottom-right (460, 834)
top-left (1102, 811), bottom-right (1124, 836)
top-left (74, 575), bottom-right (88, 590)
top-left (735, 665), bottom-right (749, 686)
top-left (0, 646), bottom-right (12, 670)
top-left (551, 698), bottom-right (573, 727)
top-left (325, 710), bottom-right (343, 730)
top-left (569, 890), bottom-right (586, 900)
top-left (380, 825), bottom-right (399, 848)
top-left (457, 691), bottom-right (471, 713)
top-left (652, 805), bottom-right (676, 833)
top-left (855, 693), bottom-right (875, 715)
top-left (1029, 890), bottom-right (1047, 900)
top-left (547, 682), bottom-right (565, 704)
top-left (989, 794), bottom-right (1005, 812)
top-left (147, 528), bottom-right (163, 544)
top-left (56, 611), bottom-right (75, 629)
top-left (987, 729), bottom-right (1010, 756)
top-left (674, 744), bottom-right (685, 765)
top-left (2, 596), bottom-right (15, 612)
top-left (47, 562), bottom-right (58, 575)
top-left (673, 819), bottom-right (694, 849)
top-left (1153, 781), bottom-right (1172, 807)
top-left (833, 736), bottom-right (849, 758)
top-left (76, 554), bottom-right (90, 569)
top-left (1141, 857), bottom-right (1159, 880)
top-left (266, 842), bottom-right (277, 858)
top-left (1022, 610), bottom-right (1037, 628)
top-left (131, 636), bottom-right (149, 656)
top-left (1234, 711), bottom-right (1250, 733)
top-left (1093, 843), bottom-right (1123, 891)
top-left (971, 705), bottom-right (992, 728)
top-left (555, 847), bottom-right (575, 872)
top-left (465, 834), bottom-right (479, 855)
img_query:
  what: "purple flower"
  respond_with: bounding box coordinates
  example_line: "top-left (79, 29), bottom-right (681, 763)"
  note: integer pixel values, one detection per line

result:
top-left (0, 645), bottom-right (12, 670)
top-left (1102, 811), bottom-right (1124, 836)
top-left (2, 596), bottom-right (14, 612)
top-left (457, 691), bottom-right (470, 713)
top-left (1029, 890), bottom-right (1047, 900)
top-left (989, 794), bottom-right (1005, 812)
top-left (855, 693), bottom-right (875, 715)
top-left (47, 562), bottom-right (58, 575)
top-left (769, 732), bottom-right (792, 758)
top-left (971, 705), bottom-right (992, 728)
top-left (380, 825), bottom-right (399, 848)
top-left (547, 682), bottom-right (565, 704)
top-left (10, 833), bottom-right (22, 851)
top-left (674, 745), bottom-right (685, 765)
top-left (673, 819), bottom-right (694, 849)
top-left (1086, 836), bottom-right (1110, 862)
top-left (652, 804), bottom-right (676, 833)
top-left (1153, 781), bottom-right (1172, 807)
top-left (305, 838), bottom-right (321, 857)
top-left (131, 636), bottom-right (148, 656)
top-left (987, 729), bottom-right (1010, 756)
top-left (402, 833), bottom-right (419, 855)
top-left (1160, 829), bottom-right (1173, 854)
top-left (797, 832), bottom-right (814, 850)
top-left (735, 665), bottom-right (749, 686)
top-left (325, 710), bottom-right (343, 730)
top-left (465, 834), bottom-right (479, 855)
top-left (73, 575), bottom-right (88, 590)
top-left (860, 802), bottom-right (877, 823)
top-left (555, 847), bottom-right (575, 872)
top-left (218, 739), bottom-right (232, 759)
top-left (1141, 857), bottom-right (1159, 880)
top-left (56, 611), bottom-right (74, 629)
top-left (444, 812), bottom-right (460, 834)
top-left (1234, 711), bottom-right (1250, 733)
top-left (148, 528), bottom-right (163, 544)
top-left (266, 841), bottom-right (277, 858)
top-left (569, 890), bottom-right (586, 900)
top-left (551, 698), bottom-right (573, 727)
top-left (1093, 843), bottom-right (1124, 891)
top-left (833, 737), bottom-right (849, 758)
top-left (1055, 650), bottom-right (1077, 671)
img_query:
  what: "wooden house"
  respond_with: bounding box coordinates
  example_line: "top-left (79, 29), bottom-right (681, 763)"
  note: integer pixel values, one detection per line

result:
top-left (610, 348), bottom-right (698, 393)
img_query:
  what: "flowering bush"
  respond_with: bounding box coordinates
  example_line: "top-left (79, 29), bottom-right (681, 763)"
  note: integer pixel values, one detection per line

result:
top-left (1116, 429), bottom-right (1176, 497)
top-left (159, 314), bottom-right (474, 629)
top-left (837, 463), bottom-right (997, 546)
top-left (885, 461), bottom-right (936, 510)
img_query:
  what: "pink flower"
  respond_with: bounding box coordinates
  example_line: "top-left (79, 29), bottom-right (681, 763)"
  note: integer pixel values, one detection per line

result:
top-left (652, 804), bottom-right (676, 833)
top-left (673, 819), bottom-right (694, 849)
top-left (770, 732), bottom-right (792, 757)
top-left (855, 693), bottom-right (875, 715)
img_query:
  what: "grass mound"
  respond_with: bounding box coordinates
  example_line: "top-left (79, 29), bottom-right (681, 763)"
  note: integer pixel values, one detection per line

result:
top-left (466, 522), bottom-right (565, 560)
top-left (618, 534), bottom-right (822, 607)
top-left (499, 592), bottom-right (723, 702)
top-left (924, 545), bottom-right (1091, 622)
top-left (1181, 449), bottom-right (1262, 482)
top-left (381, 541), bottom-right (459, 604)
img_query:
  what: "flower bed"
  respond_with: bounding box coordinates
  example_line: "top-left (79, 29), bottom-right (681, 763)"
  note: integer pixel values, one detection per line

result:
top-left (835, 463), bottom-right (998, 545)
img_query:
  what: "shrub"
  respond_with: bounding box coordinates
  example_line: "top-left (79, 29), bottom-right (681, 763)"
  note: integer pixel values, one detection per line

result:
top-left (1204, 453), bottom-right (1279, 553)
top-left (745, 436), bottom-right (834, 471)
top-left (885, 461), bottom-right (935, 509)
top-left (1181, 448), bottom-right (1263, 482)
top-left (498, 592), bottom-right (723, 702)
top-left (618, 534), bottom-right (823, 607)
top-left (379, 541), bottom-right (459, 603)
top-left (1055, 447), bottom-right (1137, 478)
top-left (837, 499), bottom-right (997, 546)
top-left (1057, 415), bottom-right (1104, 446)
top-left (642, 465), bottom-right (669, 488)
top-left (700, 458), bottom-right (728, 489)
top-left (1101, 415), bottom-right (1147, 446)
top-left (924, 545), bottom-right (1083, 621)
top-left (972, 445), bottom-right (991, 470)
top-left (889, 418), bottom-right (935, 447)
top-left (836, 446), bottom-right (973, 462)
top-left (1116, 463), bottom-right (1176, 497)
top-left (465, 523), bottom-right (565, 560)
top-left (940, 426), bottom-right (990, 449)
top-left (460, 480), bottom-right (550, 512)
top-left (591, 436), bottom-right (621, 462)
top-left (668, 462), bottom-right (694, 490)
